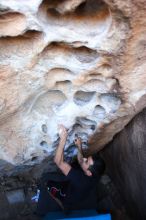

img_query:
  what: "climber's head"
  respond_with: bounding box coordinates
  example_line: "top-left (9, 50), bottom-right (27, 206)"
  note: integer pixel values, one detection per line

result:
top-left (82, 155), bottom-right (105, 177)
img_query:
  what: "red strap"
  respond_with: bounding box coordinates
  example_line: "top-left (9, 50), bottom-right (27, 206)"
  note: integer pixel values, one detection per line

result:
top-left (50, 187), bottom-right (58, 197)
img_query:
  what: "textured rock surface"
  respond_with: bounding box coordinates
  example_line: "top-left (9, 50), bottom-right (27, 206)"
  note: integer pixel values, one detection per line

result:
top-left (0, 0), bottom-right (146, 173)
top-left (102, 107), bottom-right (146, 220)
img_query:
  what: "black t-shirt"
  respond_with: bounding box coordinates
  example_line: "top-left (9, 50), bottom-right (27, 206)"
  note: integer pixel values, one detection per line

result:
top-left (62, 167), bottom-right (97, 209)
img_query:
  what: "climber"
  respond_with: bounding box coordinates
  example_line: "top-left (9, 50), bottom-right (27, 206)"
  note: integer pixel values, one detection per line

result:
top-left (36, 125), bottom-right (105, 216)
top-left (53, 124), bottom-right (105, 210)
top-left (54, 125), bottom-right (105, 177)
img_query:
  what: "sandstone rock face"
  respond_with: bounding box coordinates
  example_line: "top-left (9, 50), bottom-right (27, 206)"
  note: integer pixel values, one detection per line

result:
top-left (0, 0), bottom-right (146, 173)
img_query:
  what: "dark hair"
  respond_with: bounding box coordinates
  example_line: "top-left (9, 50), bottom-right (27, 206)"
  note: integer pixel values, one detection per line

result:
top-left (88, 155), bottom-right (105, 178)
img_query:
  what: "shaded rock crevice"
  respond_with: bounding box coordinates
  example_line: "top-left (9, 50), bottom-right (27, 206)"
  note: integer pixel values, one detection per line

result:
top-left (102, 107), bottom-right (146, 220)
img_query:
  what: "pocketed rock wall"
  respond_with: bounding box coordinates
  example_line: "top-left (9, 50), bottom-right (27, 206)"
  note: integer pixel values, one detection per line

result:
top-left (0, 0), bottom-right (146, 174)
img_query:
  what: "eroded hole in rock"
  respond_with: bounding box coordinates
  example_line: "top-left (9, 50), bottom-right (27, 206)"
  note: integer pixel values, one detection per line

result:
top-left (40, 141), bottom-right (48, 148)
top-left (47, 90), bottom-right (67, 107)
top-left (47, 67), bottom-right (73, 75)
top-left (99, 93), bottom-right (121, 113)
top-left (74, 91), bottom-right (95, 105)
top-left (82, 79), bottom-right (108, 93)
top-left (45, 0), bottom-right (109, 20)
top-left (75, 132), bottom-right (88, 142)
top-left (74, 46), bottom-right (97, 63)
top-left (93, 105), bottom-right (106, 119)
top-left (90, 124), bottom-right (96, 130)
top-left (97, 63), bottom-right (113, 78)
top-left (56, 0), bottom-right (86, 14)
top-left (45, 68), bottom-right (73, 88)
top-left (0, 12), bottom-right (26, 37)
top-left (55, 80), bottom-right (72, 90)
top-left (33, 90), bottom-right (67, 114)
top-left (75, 0), bottom-right (108, 16)
top-left (0, 30), bottom-right (43, 68)
top-left (88, 73), bottom-right (102, 79)
top-left (41, 124), bottom-right (47, 133)
top-left (38, 0), bottom-right (112, 51)
top-left (0, 30), bottom-right (43, 43)
top-left (31, 156), bottom-right (38, 161)
top-left (76, 117), bottom-right (97, 129)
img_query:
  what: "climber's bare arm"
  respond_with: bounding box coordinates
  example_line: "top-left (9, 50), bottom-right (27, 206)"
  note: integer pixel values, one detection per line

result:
top-left (54, 125), bottom-right (71, 176)
top-left (75, 137), bottom-right (84, 166)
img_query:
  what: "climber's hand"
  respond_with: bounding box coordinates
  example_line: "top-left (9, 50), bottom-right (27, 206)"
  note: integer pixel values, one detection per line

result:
top-left (58, 124), bottom-right (68, 140)
top-left (74, 137), bottom-right (82, 148)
